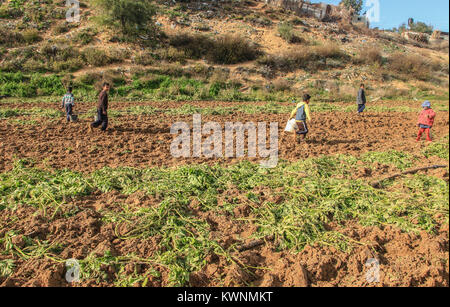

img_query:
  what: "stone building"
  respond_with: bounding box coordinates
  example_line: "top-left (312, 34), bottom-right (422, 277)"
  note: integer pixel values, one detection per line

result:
top-left (264, 0), bottom-right (369, 26)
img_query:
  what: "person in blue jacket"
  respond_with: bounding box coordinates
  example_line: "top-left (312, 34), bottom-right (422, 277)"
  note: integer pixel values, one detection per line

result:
top-left (289, 93), bottom-right (312, 146)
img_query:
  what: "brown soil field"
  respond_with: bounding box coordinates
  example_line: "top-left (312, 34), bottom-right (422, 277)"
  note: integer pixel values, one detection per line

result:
top-left (1, 102), bottom-right (449, 172)
top-left (0, 195), bottom-right (448, 287)
top-left (0, 100), bottom-right (449, 287)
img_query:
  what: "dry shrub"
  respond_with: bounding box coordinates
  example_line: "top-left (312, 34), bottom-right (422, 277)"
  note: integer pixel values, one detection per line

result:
top-left (169, 33), bottom-right (213, 59)
top-left (76, 72), bottom-right (103, 85)
top-left (388, 52), bottom-right (432, 81)
top-left (376, 32), bottom-right (408, 45)
top-left (158, 46), bottom-right (186, 63)
top-left (258, 43), bottom-right (346, 72)
top-left (189, 64), bottom-right (210, 79)
top-left (133, 51), bottom-right (154, 66)
top-left (271, 79), bottom-right (292, 92)
top-left (313, 43), bottom-right (344, 59)
top-left (374, 87), bottom-right (410, 99)
top-left (158, 63), bottom-right (185, 77)
top-left (82, 48), bottom-right (111, 67)
top-left (0, 29), bottom-right (24, 47)
top-left (338, 84), bottom-right (356, 95)
top-left (93, 70), bottom-right (123, 92)
top-left (432, 40), bottom-right (449, 53)
top-left (257, 54), bottom-right (290, 70)
top-left (356, 46), bottom-right (383, 65)
top-left (107, 48), bottom-right (131, 63)
top-left (210, 69), bottom-right (230, 84)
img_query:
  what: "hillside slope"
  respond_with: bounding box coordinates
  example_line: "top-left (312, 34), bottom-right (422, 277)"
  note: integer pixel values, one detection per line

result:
top-left (0, 0), bottom-right (448, 103)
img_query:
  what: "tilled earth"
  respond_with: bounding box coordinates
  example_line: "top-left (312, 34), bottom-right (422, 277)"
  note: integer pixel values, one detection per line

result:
top-left (0, 100), bottom-right (449, 287)
top-left (1, 101), bottom-right (449, 172)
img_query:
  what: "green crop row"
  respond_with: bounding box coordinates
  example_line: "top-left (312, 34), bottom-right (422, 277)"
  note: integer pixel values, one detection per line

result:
top-left (0, 149), bottom-right (448, 285)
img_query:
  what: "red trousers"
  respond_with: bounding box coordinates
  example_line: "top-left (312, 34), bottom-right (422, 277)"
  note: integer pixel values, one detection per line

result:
top-left (416, 127), bottom-right (432, 141)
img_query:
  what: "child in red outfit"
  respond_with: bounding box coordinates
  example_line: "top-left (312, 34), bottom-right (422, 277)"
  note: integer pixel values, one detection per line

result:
top-left (416, 101), bottom-right (436, 142)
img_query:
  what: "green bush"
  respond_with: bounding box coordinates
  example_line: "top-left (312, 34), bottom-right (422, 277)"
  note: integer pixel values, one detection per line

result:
top-left (82, 48), bottom-right (111, 67)
top-left (409, 21), bottom-right (434, 35)
top-left (74, 28), bottom-right (97, 45)
top-left (341, 0), bottom-right (363, 14)
top-left (22, 29), bottom-right (41, 44)
top-left (52, 58), bottom-right (84, 72)
top-left (0, 6), bottom-right (23, 19)
top-left (278, 22), bottom-right (304, 44)
top-left (169, 33), bottom-right (261, 64)
top-left (0, 29), bottom-right (24, 47)
top-left (0, 72), bottom-right (65, 97)
top-left (53, 24), bottom-right (70, 35)
top-left (158, 47), bottom-right (187, 63)
top-left (207, 35), bottom-right (261, 64)
top-left (94, 0), bottom-right (156, 37)
top-left (30, 74), bottom-right (65, 96)
top-left (22, 59), bottom-right (46, 73)
top-left (76, 73), bottom-right (103, 85)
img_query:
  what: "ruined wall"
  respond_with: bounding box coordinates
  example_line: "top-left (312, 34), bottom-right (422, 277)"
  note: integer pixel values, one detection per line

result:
top-left (431, 30), bottom-right (449, 41)
top-left (402, 31), bottom-right (430, 44)
top-left (264, 0), bottom-right (361, 24)
top-left (352, 15), bottom-right (370, 28)
top-left (265, 0), bottom-right (333, 21)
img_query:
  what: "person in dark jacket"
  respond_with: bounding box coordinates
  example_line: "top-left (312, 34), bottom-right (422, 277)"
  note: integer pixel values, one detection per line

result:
top-left (90, 82), bottom-right (110, 132)
top-left (357, 83), bottom-right (366, 114)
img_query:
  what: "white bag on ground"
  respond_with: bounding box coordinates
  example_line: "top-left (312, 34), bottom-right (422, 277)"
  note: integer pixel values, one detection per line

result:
top-left (284, 119), bottom-right (297, 132)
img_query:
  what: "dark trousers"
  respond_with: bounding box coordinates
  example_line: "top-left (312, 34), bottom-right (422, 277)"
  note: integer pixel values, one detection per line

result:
top-left (91, 109), bottom-right (108, 131)
top-left (357, 104), bottom-right (366, 113)
top-left (65, 104), bottom-right (73, 122)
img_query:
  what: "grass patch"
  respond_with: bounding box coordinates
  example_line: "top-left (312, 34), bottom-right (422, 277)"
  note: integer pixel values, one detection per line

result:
top-left (423, 136), bottom-right (449, 160)
top-left (361, 150), bottom-right (415, 170)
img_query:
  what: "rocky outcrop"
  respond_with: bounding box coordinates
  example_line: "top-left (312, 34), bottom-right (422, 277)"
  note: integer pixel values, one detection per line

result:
top-left (402, 31), bottom-right (430, 44)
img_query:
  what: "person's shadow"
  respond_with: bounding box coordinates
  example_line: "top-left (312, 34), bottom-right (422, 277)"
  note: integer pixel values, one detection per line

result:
top-left (112, 125), bottom-right (170, 134)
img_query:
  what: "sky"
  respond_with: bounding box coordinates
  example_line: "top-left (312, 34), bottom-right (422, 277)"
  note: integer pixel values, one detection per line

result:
top-left (311, 0), bottom-right (449, 32)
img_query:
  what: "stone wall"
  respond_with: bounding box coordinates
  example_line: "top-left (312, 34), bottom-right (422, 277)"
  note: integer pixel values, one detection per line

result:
top-left (264, 0), bottom-right (363, 25)
top-left (265, 0), bottom-right (333, 21)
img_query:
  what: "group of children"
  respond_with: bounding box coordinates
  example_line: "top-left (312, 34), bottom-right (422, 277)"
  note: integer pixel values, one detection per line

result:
top-left (61, 83), bottom-right (437, 142)
top-left (287, 84), bottom-right (437, 145)
top-left (61, 82), bottom-right (111, 132)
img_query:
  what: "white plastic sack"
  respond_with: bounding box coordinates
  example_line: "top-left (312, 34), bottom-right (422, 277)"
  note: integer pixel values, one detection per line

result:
top-left (284, 119), bottom-right (297, 133)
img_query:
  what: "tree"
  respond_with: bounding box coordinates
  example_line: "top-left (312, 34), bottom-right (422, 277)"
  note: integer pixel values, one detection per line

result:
top-left (409, 21), bottom-right (434, 34)
top-left (94, 0), bottom-right (156, 36)
top-left (340, 0), bottom-right (364, 15)
top-left (397, 21), bottom-right (434, 34)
